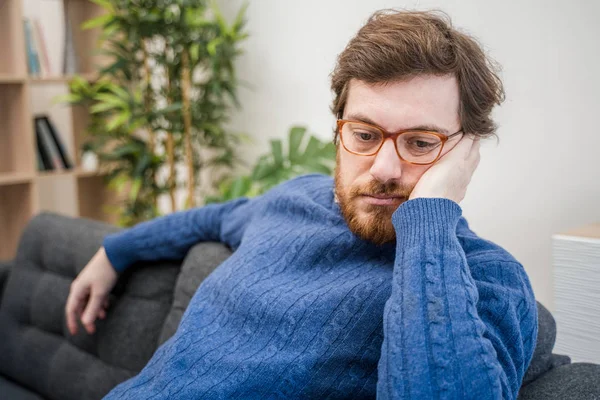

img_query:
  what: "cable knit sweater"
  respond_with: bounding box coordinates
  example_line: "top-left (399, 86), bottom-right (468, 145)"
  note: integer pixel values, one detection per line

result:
top-left (102, 173), bottom-right (537, 399)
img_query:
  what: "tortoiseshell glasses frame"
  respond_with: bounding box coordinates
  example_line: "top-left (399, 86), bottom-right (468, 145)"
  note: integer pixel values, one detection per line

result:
top-left (337, 119), bottom-right (464, 165)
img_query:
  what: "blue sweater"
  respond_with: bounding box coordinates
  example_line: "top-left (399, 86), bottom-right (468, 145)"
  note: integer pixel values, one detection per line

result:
top-left (102, 174), bottom-right (537, 399)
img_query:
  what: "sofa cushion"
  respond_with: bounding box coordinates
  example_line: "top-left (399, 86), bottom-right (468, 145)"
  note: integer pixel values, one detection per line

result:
top-left (0, 260), bottom-right (11, 302)
top-left (0, 375), bottom-right (46, 400)
top-left (158, 241), bottom-right (233, 344)
top-left (518, 363), bottom-right (600, 399)
top-left (522, 301), bottom-right (572, 386)
top-left (0, 213), bottom-right (181, 400)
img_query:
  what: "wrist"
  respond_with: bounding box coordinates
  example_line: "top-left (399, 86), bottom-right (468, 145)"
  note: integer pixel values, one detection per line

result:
top-left (392, 198), bottom-right (462, 248)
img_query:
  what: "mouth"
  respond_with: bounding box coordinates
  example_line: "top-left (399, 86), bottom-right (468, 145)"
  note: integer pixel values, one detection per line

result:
top-left (360, 194), bottom-right (405, 206)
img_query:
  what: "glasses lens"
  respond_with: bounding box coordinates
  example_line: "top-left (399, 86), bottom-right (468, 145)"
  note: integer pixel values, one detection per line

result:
top-left (397, 132), bottom-right (443, 163)
top-left (341, 122), bottom-right (383, 154)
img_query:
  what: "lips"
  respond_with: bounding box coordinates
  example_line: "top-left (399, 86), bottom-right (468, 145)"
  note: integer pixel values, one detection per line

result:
top-left (361, 194), bottom-right (405, 206)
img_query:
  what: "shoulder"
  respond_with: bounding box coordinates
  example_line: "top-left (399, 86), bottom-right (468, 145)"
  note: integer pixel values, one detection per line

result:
top-left (457, 217), bottom-right (535, 294)
top-left (264, 173), bottom-right (334, 201)
top-left (456, 217), bottom-right (521, 267)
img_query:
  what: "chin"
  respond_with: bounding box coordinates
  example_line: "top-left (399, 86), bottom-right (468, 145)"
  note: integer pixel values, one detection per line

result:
top-left (342, 199), bottom-right (397, 245)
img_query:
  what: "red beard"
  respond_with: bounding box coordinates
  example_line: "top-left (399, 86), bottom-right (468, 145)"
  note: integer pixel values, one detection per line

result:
top-left (334, 156), bottom-right (413, 245)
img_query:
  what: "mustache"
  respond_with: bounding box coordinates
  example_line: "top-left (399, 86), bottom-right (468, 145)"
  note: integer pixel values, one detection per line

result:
top-left (350, 181), bottom-right (413, 198)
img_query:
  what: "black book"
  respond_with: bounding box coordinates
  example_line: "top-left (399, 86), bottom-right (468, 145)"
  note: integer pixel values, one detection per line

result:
top-left (38, 115), bottom-right (74, 169)
top-left (35, 122), bottom-right (54, 170)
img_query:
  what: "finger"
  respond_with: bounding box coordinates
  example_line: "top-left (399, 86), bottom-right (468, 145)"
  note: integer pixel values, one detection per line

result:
top-left (81, 293), bottom-right (104, 334)
top-left (65, 284), bottom-right (88, 336)
top-left (98, 308), bottom-right (106, 320)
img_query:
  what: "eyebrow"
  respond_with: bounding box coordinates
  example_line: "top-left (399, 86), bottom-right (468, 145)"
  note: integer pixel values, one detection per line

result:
top-left (345, 113), bottom-right (451, 136)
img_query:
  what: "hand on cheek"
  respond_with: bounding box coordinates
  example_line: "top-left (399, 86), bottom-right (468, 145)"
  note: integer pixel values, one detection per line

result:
top-left (408, 135), bottom-right (480, 204)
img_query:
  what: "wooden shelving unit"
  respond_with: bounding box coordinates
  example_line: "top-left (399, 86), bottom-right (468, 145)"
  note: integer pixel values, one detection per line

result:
top-left (0, 0), bottom-right (116, 260)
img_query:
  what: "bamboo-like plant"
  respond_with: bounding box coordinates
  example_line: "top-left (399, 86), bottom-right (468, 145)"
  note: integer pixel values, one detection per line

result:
top-left (205, 126), bottom-right (337, 203)
top-left (58, 0), bottom-right (249, 226)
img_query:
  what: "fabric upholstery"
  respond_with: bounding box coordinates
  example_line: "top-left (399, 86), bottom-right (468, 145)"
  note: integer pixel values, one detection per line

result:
top-left (518, 363), bottom-right (600, 399)
top-left (0, 260), bottom-right (11, 302)
top-left (158, 241), bottom-right (233, 345)
top-left (0, 213), bottom-right (180, 400)
top-left (0, 375), bottom-right (45, 400)
top-left (521, 302), bottom-right (571, 386)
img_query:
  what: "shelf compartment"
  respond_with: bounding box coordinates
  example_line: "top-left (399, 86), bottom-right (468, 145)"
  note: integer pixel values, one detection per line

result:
top-left (77, 174), bottom-right (118, 225)
top-left (0, 172), bottom-right (34, 185)
top-left (0, 83), bottom-right (35, 175)
top-left (64, 0), bottom-right (109, 76)
top-left (0, 182), bottom-right (33, 260)
top-left (0, 0), bottom-right (26, 76)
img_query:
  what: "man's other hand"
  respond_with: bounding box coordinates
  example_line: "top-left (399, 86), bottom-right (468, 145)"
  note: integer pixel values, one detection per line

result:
top-left (65, 247), bottom-right (117, 335)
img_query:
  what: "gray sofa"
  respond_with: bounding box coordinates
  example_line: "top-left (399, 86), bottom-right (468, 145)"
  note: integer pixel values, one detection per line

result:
top-left (0, 213), bottom-right (598, 400)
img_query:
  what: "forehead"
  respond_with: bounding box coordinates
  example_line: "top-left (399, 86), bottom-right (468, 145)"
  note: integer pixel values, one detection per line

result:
top-left (344, 75), bottom-right (461, 133)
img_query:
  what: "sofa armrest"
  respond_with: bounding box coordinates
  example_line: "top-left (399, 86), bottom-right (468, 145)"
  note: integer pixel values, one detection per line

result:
top-left (0, 260), bottom-right (12, 303)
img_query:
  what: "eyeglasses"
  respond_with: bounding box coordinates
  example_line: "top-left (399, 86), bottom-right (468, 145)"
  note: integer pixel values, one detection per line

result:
top-left (337, 119), bottom-right (463, 165)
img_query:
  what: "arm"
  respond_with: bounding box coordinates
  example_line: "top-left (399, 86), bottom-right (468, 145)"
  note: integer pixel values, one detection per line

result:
top-left (376, 198), bottom-right (537, 399)
top-left (66, 196), bottom-right (260, 335)
top-left (104, 196), bottom-right (259, 272)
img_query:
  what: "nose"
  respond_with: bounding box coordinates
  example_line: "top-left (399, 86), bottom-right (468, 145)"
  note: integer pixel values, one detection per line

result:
top-left (369, 138), bottom-right (403, 184)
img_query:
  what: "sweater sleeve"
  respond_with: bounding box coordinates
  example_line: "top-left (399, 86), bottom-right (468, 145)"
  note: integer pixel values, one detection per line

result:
top-left (103, 196), bottom-right (259, 272)
top-left (377, 198), bottom-right (538, 400)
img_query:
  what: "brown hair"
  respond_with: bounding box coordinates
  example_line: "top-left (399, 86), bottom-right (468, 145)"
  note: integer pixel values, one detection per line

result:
top-left (331, 9), bottom-right (504, 142)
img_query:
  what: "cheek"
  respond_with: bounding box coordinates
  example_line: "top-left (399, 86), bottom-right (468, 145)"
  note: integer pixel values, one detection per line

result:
top-left (406, 164), bottom-right (431, 185)
top-left (338, 151), bottom-right (371, 184)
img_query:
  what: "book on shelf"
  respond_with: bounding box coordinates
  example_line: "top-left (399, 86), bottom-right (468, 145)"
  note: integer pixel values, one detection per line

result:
top-left (33, 19), bottom-right (53, 76)
top-left (34, 115), bottom-right (74, 171)
top-left (62, 7), bottom-right (79, 76)
top-left (24, 16), bottom-right (69, 78)
top-left (23, 18), bottom-right (41, 77)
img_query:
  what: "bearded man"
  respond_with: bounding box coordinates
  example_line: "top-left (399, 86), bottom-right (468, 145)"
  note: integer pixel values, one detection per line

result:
top-left (66, 10), bottom-right (537, 399)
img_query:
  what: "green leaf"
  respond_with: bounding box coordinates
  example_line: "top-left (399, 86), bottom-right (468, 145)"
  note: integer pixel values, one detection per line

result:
top-left (304, 161), bottom-right (332, 175)
top-left (81, 14), bottom-right (113, 30)
top-left (319, 142), bottom-right (337, 159)
top-left (207, 38), bottom-right (224, 57)
top-left (288, 126), bottom-right (306, 163)
top-left (270, 139), bottom-right (283, 167)
top-left (88, 0), bottom-right (114, 12)
top-left (129, 178), bottom-right (142, 202)
top-left (90, 101), bottom-right (118, 114)
top-left (52, 93), bottom-right (83, 105)
top-left (94, 93), bottom-right (127, 107)
top-left (229, 176), bottom-right (251, 199)
top-left (302, 135), bottom-right (321, 161)
top-left (110, 85), bottom-right (131, 101)
top-left (190, 43), bottom-right (200, 63)
top-left (252, 158), bottom-right (277, 180)
top-left (106, 111), bottom-right (130, 131)
top-left (233, 2), bottom-right (249, 33)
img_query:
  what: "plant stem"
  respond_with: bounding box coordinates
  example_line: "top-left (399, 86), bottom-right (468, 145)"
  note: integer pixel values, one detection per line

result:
top-left (166, 74), bottom-right (176, 212)
top-left (181, 49), bottom-right (196, 207)
top-left (142, 39), bottom-right (157, 209)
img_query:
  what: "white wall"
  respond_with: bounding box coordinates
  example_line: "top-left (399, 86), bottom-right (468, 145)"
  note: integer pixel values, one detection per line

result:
top-left (220, 0), bottom-right (600, 311)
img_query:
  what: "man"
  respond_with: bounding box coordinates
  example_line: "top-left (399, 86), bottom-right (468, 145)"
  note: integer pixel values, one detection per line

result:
top-left (66, 9), bottom-right (537, 399)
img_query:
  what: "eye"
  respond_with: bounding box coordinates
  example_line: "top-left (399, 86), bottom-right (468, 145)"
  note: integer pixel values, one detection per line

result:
top-left (403, 135), bottom-right (442, 153)
top-left (353, 131), bottom-right (381, 142)
top-left (413, 140), bottom-right (435, 148)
